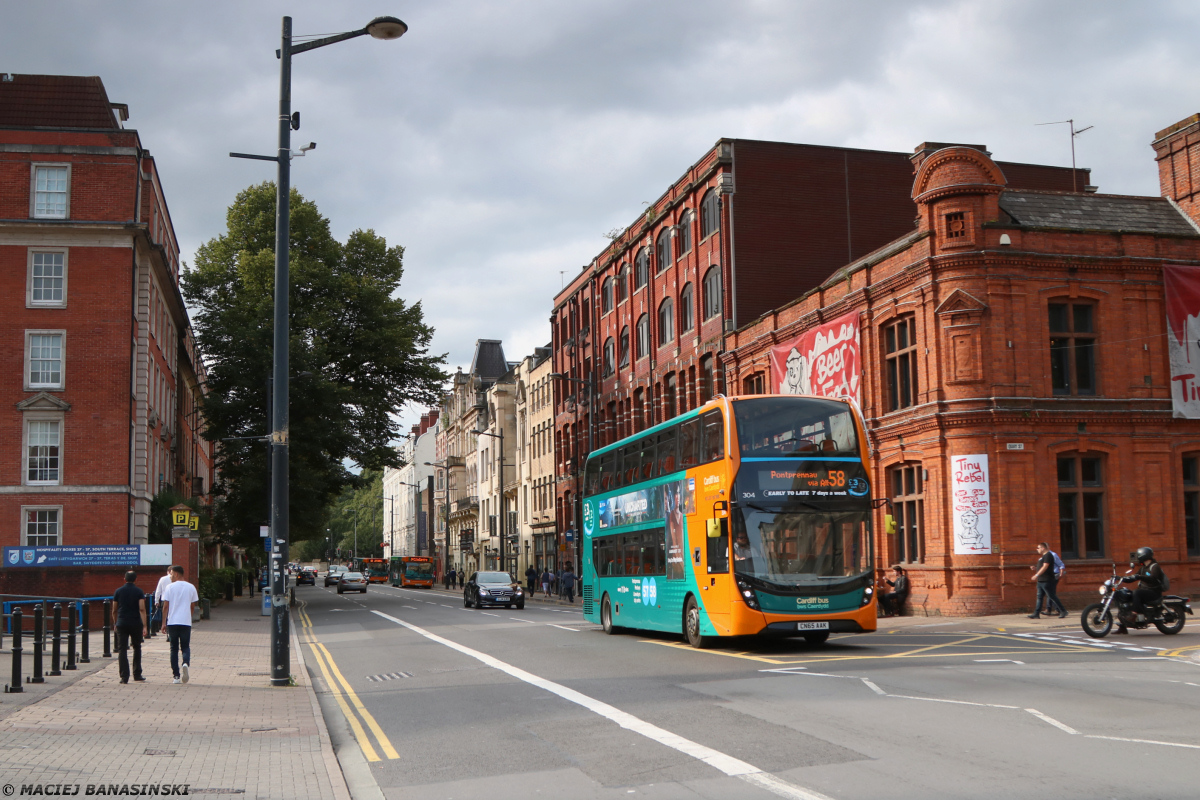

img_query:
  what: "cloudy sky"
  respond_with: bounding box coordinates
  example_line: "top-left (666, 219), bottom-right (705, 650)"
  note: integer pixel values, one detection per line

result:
top-left (5, 1), bottom-right (1199, 430)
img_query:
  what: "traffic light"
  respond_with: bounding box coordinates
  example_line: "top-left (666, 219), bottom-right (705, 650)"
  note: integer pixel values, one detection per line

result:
top-left (884, 514), bottom-right (897, 535)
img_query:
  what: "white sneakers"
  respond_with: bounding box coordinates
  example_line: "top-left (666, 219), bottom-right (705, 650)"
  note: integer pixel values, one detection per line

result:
top-left (181, 664), bottom-right (189, 684)
top-left (172, 677), bottom-right (181, 684)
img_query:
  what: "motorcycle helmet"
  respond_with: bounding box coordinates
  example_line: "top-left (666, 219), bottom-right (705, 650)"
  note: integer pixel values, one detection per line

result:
top-left (1134, 546), bottom-right (1154, 563)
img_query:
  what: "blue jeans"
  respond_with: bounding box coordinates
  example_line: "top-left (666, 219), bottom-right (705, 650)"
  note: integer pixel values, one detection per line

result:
top-left (1036, 580), bottom-right (1065, 615)
top-left (167, 625), bottom-right (192, 678)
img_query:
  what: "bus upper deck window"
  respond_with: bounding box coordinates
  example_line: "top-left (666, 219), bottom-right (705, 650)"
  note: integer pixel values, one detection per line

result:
top-left (679, 417), bottom-right (700, 468)
top-left (700, 411), bottom-right (724, 463)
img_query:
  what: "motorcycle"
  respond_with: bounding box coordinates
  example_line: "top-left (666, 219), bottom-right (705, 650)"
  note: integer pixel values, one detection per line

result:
top-left (1080, 565), bottom-right (1192, 638)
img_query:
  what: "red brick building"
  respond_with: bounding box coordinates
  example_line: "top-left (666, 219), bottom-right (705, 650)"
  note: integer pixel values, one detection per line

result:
top-left (0, 75), bottom-right (213, 595)
top-left (722, 120), bottom-right (1200, 615)
top-left (550, 138), bottom-right (1086, 568)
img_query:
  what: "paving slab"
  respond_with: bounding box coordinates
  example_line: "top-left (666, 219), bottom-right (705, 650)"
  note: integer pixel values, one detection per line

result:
top-left (0, 595), bottom-right (350, 800)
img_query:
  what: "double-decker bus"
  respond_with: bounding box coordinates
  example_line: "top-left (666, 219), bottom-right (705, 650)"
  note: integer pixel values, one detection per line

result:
top-left (581, 395), bottom-right (876, 648)
top-left (359, 558), bottom-right (389, 584)
top-left (390, 556), bottom-right (435, 588)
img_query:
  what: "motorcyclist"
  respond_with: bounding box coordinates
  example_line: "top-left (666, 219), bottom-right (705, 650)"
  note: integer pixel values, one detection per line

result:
top-left (1114, 546), bottom-right (1166, 634)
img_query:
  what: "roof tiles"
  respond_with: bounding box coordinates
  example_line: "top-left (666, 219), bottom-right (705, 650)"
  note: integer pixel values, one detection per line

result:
top-left (0, 74), bottom-right (119, 129)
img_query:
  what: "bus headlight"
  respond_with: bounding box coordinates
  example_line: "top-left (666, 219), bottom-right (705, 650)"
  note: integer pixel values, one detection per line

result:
top-left (861, 586), bottom-right (874, 606)
top-left (736, 580), bottom-right (760, 610)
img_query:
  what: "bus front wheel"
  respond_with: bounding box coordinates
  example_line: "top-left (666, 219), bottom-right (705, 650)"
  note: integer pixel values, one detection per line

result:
top-left (685, 598), bottom-right (713, 649)
top-left (601, 595), bottom-right (620, 635)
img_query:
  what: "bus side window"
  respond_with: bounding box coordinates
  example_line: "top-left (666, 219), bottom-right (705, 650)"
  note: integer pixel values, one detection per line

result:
top-left (707, 517), bottom-right (730, 574)
top-left (656, 530), bottom-right (666, 575)
top-left (641, 530), bottom-right (658, 576)
top-left (599, 453), bottom-right (615, 492)
top-left (679, 417), bottom-right (700, 469)
top-left (700, 411), bottom-right (725, 463)
top-left (584, 458), bottom-right (600, 496)
top-left (657, 428), bottom-right (678, 475)
top-left (620, 444), bottom-right (638, 486)
top-left (639, 437), bottom-right (656, 481)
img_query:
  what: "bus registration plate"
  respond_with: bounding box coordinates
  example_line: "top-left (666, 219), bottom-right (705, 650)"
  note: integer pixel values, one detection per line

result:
top-left (796, 621), bottom-right (829, 631)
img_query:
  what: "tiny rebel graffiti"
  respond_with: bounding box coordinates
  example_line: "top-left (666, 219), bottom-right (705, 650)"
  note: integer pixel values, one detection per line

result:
top-left (950, 454), bottom-right (991, 555)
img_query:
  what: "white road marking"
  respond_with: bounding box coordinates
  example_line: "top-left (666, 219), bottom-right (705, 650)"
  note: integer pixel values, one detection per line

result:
top-left (974, 659), bottom-right (1025, 665)
top-left (861, 679), bottom-right (886, 696)
top-left (1128, 656), bottom-right (1171, 660)
top-left (1025, 708), bottom-right (1079, 734)
top-left (549, 624), bottom-right (580, 632)
top-left (372, 610), bottom-right (839, 800)
top-left (1086, 734), bottom-right (1200, 750)
top-left (888, 695), bottom-right (1020, 710)
top-left (481, 612), bottom-right (500, 617)
top-left (510, 617), bottom-right (538, 624)
top-left (402, 605), bottom-right (418, 609)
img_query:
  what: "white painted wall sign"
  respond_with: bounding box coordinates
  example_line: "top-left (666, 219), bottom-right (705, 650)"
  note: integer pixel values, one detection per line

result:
top-left (951, 454), bottom-right (992, 555)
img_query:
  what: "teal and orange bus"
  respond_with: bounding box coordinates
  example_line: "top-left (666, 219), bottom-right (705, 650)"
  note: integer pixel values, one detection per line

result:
top-left (360, 558), bottom-right (389, 584)
top-left (581, 395), bottom-right (876, 648)
top-left (390, 556), bottom-right (435, 588)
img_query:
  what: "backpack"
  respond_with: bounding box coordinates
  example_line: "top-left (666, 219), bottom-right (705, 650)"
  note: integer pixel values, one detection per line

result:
top-left (1050, 551), bottom-right (1065, 578)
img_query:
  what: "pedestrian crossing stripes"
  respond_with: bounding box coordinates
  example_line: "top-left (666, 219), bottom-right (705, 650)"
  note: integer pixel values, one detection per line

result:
top-left (367, 672), bottom-right (412, 681)
top-left (1010, 632), bottom-right (1160, 653)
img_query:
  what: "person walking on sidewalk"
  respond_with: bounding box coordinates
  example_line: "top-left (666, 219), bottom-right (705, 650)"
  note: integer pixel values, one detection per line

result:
top-left (113, 570), bottom-right (149, 684)
top-left (561, 565), bottom-right (576, 603)
top-left (525, 565), bottom-right (537, 595)
top-left (151, 566), bottom-right (172, 635)
top-left (1028, 542), bottom-right (1067, 619)
top-left (161, 565), bottom-right (199, 684)
top-left (541, 568), bottom-right (551, 597)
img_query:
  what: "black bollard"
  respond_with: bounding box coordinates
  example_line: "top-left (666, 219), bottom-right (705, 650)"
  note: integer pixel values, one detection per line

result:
top-left (5, 607), bottom-right (23, 693)
top-left (49, 603), bottom-right (62, 676)
top-left (65, 603), bottom-right (77, 670)
top-left (102, 599), bottom-right (112, 658)
top-left (80, 601), bottom-right (90, 663)
top-left (225, 581), bottom-right (234, 602)
top-left (235, 571), bottom-right (244, 597)
top-left (145, 597), bottom-right (155, 639)
top-left (30, 605), bottom-right (44, 683)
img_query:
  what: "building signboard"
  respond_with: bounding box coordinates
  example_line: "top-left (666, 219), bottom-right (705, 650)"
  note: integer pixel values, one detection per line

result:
top-left (768, 310), bottom-right (861, 404)
top-left (1164, 264), bottom-right (1200, 418)
top-left (950, 454), bottom-right (992, 555)
top-left (3, 544), bottom-right (172, 568)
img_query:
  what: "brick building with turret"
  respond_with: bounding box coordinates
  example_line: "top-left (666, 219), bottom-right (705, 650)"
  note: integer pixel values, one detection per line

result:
top-left (721, 117), bottom-right (1200, 615)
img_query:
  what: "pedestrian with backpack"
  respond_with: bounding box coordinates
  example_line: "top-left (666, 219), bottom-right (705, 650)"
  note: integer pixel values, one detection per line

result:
top-left (1028, 542), bottom-right (1067, 619)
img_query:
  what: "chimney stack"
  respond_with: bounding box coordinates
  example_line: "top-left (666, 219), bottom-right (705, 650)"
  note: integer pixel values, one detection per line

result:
top-left (1154, 114), bottom-right (1200, 227)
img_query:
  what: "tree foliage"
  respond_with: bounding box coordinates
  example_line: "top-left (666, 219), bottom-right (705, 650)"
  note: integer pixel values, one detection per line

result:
top-left (183, 183), bottom-right (445, 547)
top-left (326, 469), bottom-right (385, 560)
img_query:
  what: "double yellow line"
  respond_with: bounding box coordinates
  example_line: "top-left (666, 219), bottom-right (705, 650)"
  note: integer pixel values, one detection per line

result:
top-left (297, 602), bottom-right (399, 762)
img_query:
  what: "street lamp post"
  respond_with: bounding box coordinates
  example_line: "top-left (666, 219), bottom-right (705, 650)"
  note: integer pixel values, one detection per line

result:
top-left (425, 461), bottom-right (452, 579)
top-left (549, 372), bottom-right (594, 576)
top-left (230, 14), bottom-right (406, 688)
top-left (476, 427), bottom-right (511, 575)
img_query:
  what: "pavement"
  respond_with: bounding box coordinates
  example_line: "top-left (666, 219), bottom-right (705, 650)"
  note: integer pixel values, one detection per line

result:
top-left (2, 588), bottom-right (1196, 800)
top-left (0, 593), bottom-right (350, 800)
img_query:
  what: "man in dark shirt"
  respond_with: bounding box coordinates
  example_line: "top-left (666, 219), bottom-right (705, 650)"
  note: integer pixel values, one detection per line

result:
top-left (1028, 542), bottom-right (1066, 619)
top-left (113, 570), bottom-right (149, 684)
top-left (880, 566), bottom-right (909, 617)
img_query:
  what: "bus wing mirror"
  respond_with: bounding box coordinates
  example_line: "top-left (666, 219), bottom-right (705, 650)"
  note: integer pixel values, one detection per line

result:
top-left (706, 519), bottom-right (722, 538)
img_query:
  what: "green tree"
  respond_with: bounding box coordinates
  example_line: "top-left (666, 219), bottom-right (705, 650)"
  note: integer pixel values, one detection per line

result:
top-left (183, 183), bottom-right (445, 548)
top-left (325, 470), bottom-right (385, 560)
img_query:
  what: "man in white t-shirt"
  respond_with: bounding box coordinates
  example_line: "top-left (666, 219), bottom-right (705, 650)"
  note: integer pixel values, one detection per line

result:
top-left (160, 565), bottom-right (200, 684)
top-left (152, 567), bottom-right (173, 635)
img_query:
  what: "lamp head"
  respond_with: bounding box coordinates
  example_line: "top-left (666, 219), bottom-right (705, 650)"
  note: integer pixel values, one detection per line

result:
top-left (366, 16), bottom-right (407, 40)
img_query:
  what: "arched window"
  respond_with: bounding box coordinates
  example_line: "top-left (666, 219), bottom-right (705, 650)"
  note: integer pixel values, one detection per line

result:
top-left (679, 283), bottom-right (694, 332)
top-left (658, 298), bottom-right (674, 347)
top-left (617, 265), bottom-right (629, 303)
top-left (601, 277), bottom-right (613, 314)
top-left (634, 248), bottom-right (649, 289)
top-left (677, 211), bottom-right (693, 258)
top-left (603, 337), bottom-right (615, 376)
top-left (619, 326), bottom-right (630, 367)
top-left (635, 314), bottom-right (650, 359)
top-left (702, 266), bottom-right (721, 320)
top-left (700, 190), bottom-right (720, 239)
top-left (655, 228), bottom-right (671, 274)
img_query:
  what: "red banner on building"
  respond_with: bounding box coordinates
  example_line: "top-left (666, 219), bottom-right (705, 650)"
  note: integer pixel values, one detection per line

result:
top-left (768, 311), bottom-right (861, 403)
top-left (1165, 264), bottom-right (1200, 418)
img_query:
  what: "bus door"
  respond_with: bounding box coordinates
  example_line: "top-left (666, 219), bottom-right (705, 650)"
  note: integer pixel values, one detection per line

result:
top-left (695, 501), bottom-right (732, 634)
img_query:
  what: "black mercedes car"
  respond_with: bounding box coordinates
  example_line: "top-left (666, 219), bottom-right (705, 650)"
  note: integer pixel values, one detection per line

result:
top-left (296, 568), bottom-right (316, 586)
top-left (464, 571), bottom-right (524, 609)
